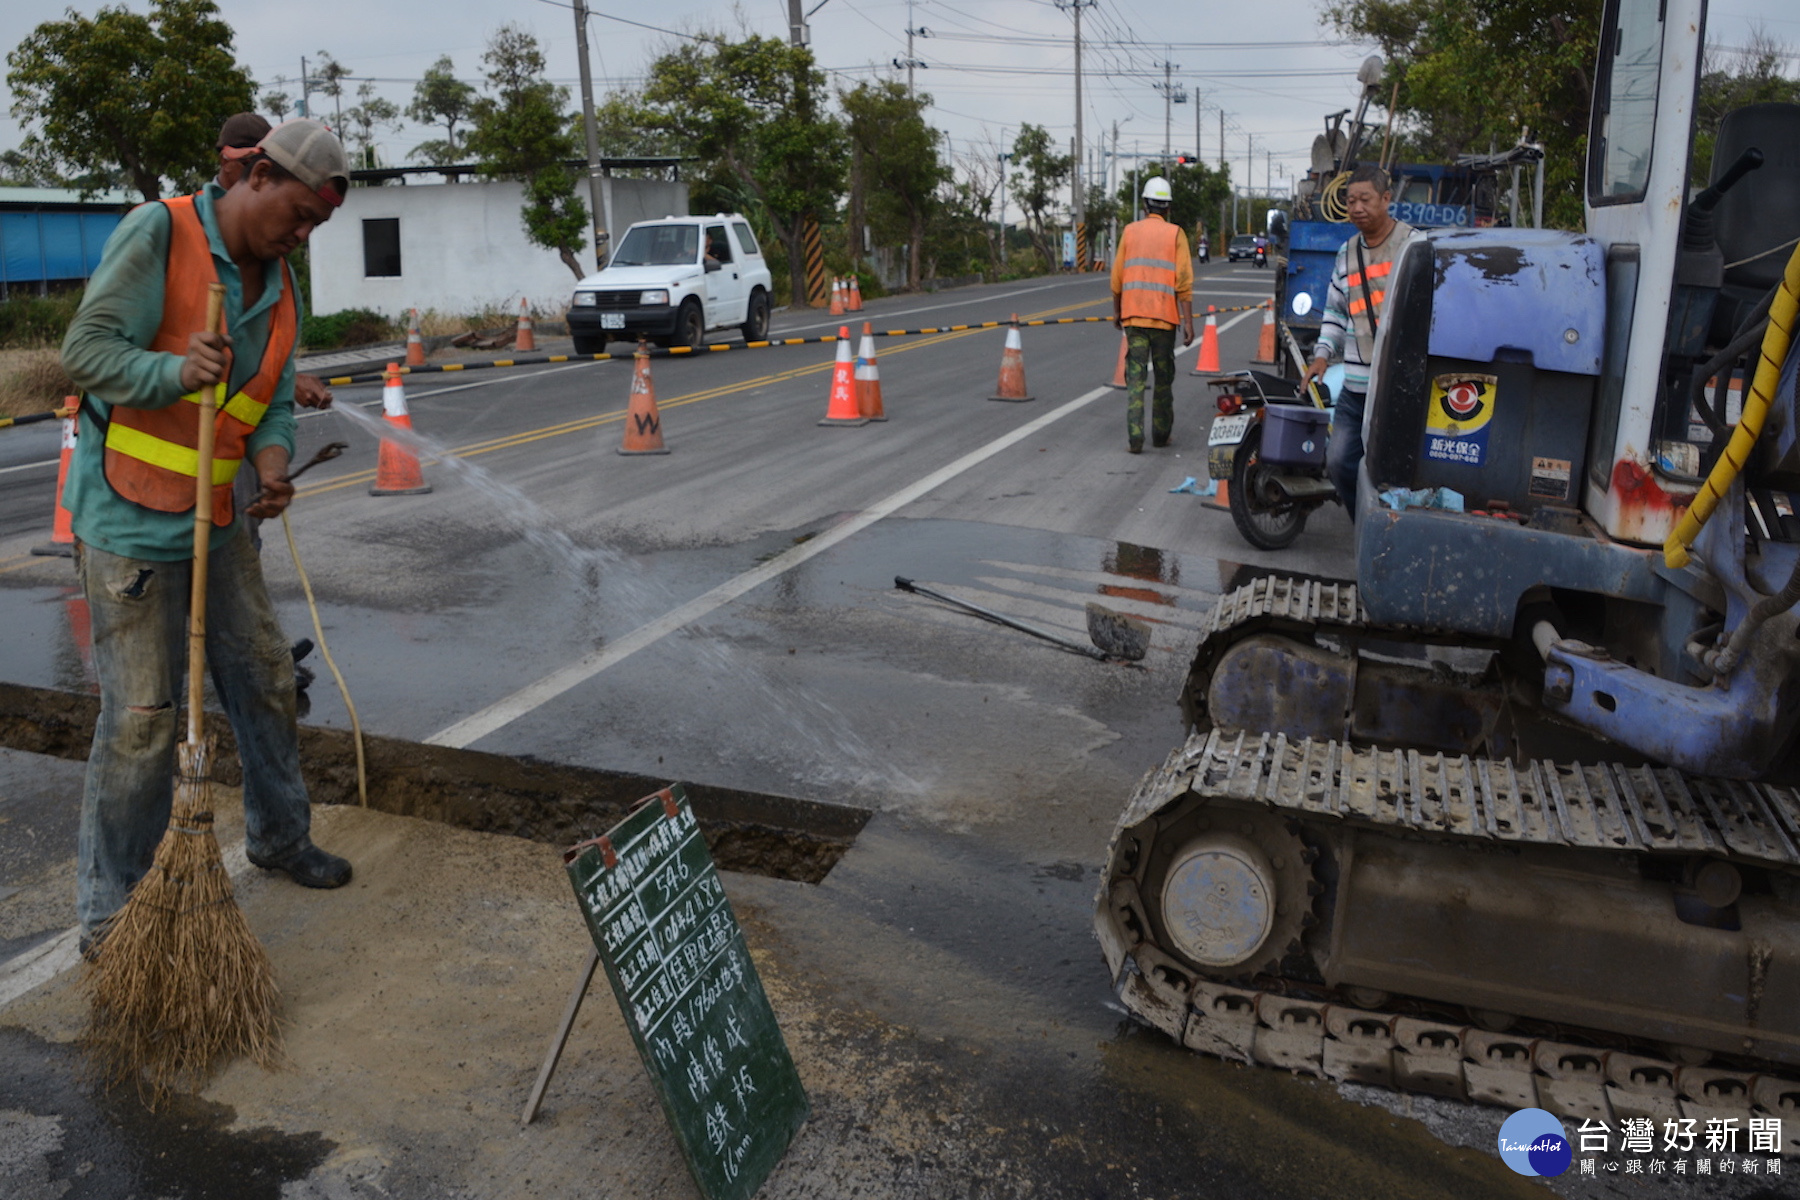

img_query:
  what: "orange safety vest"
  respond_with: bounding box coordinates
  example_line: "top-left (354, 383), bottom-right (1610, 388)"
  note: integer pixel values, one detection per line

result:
top-left (102, 194), bottom-right (296, 527)
top-left (1118, 217), bottom-right (1181, 326)
top-left (1346, 257), bottom-right (1396, 320)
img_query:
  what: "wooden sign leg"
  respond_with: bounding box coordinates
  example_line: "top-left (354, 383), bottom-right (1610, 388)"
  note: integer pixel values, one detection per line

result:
top-left (521, 946), bottom-right (601, 1128)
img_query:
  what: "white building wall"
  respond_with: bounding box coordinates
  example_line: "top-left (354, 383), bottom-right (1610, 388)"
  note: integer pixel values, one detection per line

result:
top-left (308, 177), bottom-right (689, 318)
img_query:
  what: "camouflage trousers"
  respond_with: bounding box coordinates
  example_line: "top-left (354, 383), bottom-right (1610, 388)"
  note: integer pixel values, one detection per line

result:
top-left (1125, 325), bottom-right (1177, 450)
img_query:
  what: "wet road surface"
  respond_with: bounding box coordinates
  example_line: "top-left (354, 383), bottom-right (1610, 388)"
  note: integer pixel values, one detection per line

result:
top-left (1, 269), bottom-right (1775, 1197)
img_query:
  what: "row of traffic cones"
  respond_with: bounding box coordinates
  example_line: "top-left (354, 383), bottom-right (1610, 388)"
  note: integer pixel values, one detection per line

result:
top-left (827, 276), bottom-right (864, 315)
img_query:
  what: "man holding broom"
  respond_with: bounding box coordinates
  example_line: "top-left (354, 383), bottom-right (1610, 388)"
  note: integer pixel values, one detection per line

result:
top-left (61, 118), bottom-right (354, 956)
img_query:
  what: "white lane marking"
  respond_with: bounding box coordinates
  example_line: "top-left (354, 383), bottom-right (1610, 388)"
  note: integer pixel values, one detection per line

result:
top-left (426, 384), bottom-right (1121, 749)
top-left (0, 457), bottom-right (57, 475)
top-left (0, 928), bottom-right (77, 1008)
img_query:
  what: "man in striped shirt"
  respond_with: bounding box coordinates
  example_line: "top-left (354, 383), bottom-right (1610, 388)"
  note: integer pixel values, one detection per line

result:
top-left (1305, 165), bottom-right (1416, 517)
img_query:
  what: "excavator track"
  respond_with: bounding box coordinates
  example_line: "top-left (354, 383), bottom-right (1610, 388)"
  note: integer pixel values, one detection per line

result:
top-left (1097, 576), bottom-right (1800, 1145)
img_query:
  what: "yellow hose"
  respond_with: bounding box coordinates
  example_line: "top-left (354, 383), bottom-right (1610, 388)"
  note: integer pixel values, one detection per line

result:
top-left (1664, 241), bottom-right (1800, 569)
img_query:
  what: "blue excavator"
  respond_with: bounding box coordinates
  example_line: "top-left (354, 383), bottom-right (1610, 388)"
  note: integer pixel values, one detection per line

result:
top-left (1097, 0), bottom-right (1800, 1136)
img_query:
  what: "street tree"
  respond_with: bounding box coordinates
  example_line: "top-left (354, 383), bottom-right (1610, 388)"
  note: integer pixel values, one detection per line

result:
top-left (406, 56), bottom-right (476, 166)
top-left (1012, 124), bottom-right (1071, 265)
top-left (1324, 0), bottom-right (1599, 229)
top-left (842, 80), bottom-right (948, 290)
top-left (0, 147), bottom-right (62, 187)
top-left (6, 0), bottom-right (256, 200)
top-left (313, 51), bottom-right (352, 127)
top-left (638, 34), bottom-right (846, 306)
top-left (464, 25), bottom-right (589, 278)
top-left (264, 91), bottom-right (291, 122)
top-left (342, 81), bottom-right (400, 171)
top-left (1112, 159), bottom-right (1230, 239)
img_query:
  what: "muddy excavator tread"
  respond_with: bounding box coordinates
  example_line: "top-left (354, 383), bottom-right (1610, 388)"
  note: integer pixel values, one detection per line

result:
top-left (1132, 729), bottom-right (1800, 868)
top-left (1099, 574), bottom-right (1800, 1137)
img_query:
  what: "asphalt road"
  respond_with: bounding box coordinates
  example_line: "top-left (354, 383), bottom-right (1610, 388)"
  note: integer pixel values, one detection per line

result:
top-left (7, 267), bottom-right (1759, 1198)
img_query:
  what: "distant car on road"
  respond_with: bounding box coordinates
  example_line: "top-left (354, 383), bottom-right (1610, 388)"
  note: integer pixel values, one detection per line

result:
top-left (568, 214), bottom-right (772, 354)
top-left (1227, 235), bottom-right (1258, 262)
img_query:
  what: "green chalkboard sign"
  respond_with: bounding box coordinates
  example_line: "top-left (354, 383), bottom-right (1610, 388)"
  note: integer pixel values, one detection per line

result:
top-left (564, 784), bottom-right (808, 1200)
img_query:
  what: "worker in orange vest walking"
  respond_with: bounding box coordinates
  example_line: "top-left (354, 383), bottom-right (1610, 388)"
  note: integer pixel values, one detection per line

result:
top-left (1110, 177), bottom-right (1195, 453)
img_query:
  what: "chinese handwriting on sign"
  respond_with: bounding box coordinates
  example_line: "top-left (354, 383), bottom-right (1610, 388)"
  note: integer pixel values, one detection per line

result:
top-left (565, 785), bottom-right (809, 1200)
top-left (1574, 1115), bottom-right (1785, 1177)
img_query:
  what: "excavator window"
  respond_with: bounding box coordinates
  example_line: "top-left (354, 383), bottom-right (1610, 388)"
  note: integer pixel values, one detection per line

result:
top-left (1589, 0), bottom-right (1664, 205)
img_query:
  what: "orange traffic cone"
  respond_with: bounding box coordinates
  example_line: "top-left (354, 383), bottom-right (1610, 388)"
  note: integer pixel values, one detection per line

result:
top-left (406, 307), bottom-right (426, 367)
top-left (515, 299), bottom-right (536, 352)
top-left (829, 277), bottom-right (846, 317)
top-left (855, 321), bottom-right (885, 421)
top-left (370, 364), bottom-right (433, 495)
top-left (1108, 331), bottom-right (1128, 389)
top-left (819, 328), bottom-right (868, 427)
top-left (1190, 306), bottom-right (1221, 375)
top-left (989, 315), bottom-right (1033, 402)
top-left (619, 339), bottom-right (670, 455)
top-left (1251, 300), bottom-right (1276, 364)
top-left (31, 397), bottom-right (77, 557)
top-left (847, 276), bottom-right (864, 312)
top-left (1206, 479), bottom-right (1231, 510)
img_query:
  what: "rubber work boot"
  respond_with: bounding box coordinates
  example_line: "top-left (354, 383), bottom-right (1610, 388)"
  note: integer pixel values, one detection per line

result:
top-left (249, 840), bottom-right (353, 889)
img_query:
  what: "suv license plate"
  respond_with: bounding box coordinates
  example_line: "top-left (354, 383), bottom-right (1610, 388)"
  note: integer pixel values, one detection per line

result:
top-left (1208, 413), bottom-right (1251, 446)
top-left (600, 312), bottom-right (625, 329)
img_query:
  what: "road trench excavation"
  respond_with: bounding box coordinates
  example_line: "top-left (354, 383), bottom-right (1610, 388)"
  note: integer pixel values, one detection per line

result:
top-left (0, 681), bottom-right (866, 886)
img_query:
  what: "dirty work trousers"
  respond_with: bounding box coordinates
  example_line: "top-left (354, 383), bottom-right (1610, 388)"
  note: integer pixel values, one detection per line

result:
top-left (76, 529), bottom-right (311, 934)
top-left (1125, 325), bottom-right (1177, 450)
top-left (1326, 387), bottom-right (1367, 521)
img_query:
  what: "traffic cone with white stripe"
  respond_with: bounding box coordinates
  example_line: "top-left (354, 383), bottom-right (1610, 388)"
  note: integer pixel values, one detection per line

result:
top-left (515, 299), bottom-right (536, 352)
top-left (819, 327), bottom-right (868, 426)
top-left (1251, 299), bottom-right (1276, 364)
top-left (1108, 331), bottom-right (1128, 389)
top-left (855, 321), bottom-right (885, 421)
top-left (847, 275), bottom-right (864, 312)
top-left (405, 307), bottom-right (426, 367)
top-left (619, 338), bottom-right (670, 454)
top-left (829, 277), bottom-right (846, 317)
top-left (989, 315), bottom-right (1033, 402)
top-left (370, 364), bottom-right (432, 495)
top-left (31, 397), bottom-right (78, 557)
top-left (1190, 306), bottom-right (1221, 375)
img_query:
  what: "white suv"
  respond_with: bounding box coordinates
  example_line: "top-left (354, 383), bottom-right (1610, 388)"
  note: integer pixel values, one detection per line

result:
top-left (568, 215), bottom-right (773, 354)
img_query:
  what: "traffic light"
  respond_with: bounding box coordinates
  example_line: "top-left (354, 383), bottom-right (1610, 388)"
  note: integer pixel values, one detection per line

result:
top-left (1174, 155), bottom-right (1196, 165)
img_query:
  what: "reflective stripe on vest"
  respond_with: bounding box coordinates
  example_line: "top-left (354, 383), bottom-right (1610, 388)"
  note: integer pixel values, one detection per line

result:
top-left (1119, 218), bottom-right (1181, 325)
top-left (102, 194), bottom-right (296, 526)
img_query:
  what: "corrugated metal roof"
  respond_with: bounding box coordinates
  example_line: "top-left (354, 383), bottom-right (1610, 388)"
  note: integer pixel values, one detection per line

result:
top-left (0, 187), bottom-right (135, 208)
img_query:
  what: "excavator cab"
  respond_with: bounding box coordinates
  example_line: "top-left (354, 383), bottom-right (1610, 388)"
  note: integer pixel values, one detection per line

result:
top-left (1096, 0), bottom-right (1800, 1129)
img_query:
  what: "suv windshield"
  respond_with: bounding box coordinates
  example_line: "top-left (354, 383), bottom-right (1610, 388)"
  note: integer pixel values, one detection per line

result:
top-left (611, 224), bottom-right (700, 266)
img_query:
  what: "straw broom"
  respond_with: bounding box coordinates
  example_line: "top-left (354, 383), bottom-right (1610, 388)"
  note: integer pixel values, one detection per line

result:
top-left (83, 282), bottom-right (282, 1104)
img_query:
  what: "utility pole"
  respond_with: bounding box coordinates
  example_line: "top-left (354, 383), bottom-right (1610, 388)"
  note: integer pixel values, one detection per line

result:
top-left (1153, 59), bottom-right (1185, 161)
top-left (1194, 92), bottom-right (1202, 167)
top-left (298, 56), bottom-right (311, 119)
top-left (998, 151), bottom-right (1010, 266)
top-left (1057, 0), bottom-right (1096, 269)
top-left (788, 0), bottom-right (808, 45)
top-left (896, 0), bottom-right (930, 97)
top-left (1219, 110), bottom-right (1226, 171)
top-left (572, 0), bottom-right (611, 270)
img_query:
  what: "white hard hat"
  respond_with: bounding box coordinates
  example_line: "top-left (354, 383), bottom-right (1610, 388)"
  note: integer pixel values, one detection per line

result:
top-left (1142, 176), bottom-right (1173, 204)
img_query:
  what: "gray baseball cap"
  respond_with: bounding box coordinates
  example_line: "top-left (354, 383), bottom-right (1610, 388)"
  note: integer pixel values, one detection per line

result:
top-left (257, 118), bottom-right (351, 207)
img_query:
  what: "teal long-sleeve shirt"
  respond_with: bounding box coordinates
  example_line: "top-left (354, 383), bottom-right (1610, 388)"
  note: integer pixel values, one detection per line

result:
top-left (60, 182), bottom-right (300, 561)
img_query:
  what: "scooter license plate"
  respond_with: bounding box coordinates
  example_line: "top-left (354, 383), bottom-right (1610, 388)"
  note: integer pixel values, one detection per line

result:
top-left (600, 312), bottom-right (626, 329)
top-left (1208, 414), bottom-right (1251, 446)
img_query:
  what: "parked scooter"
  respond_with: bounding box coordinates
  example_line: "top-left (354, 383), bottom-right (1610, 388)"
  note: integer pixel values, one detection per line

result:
top-left (1203, 369), bottom-right (1336, 549)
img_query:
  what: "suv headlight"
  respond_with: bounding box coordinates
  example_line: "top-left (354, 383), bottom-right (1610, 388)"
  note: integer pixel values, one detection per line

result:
top-left (639, 290), bottom-right (670, 306)
top-left (572, 292), bottom-right (598, 306)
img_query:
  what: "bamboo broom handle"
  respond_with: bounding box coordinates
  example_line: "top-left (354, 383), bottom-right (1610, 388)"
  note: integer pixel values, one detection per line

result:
top-left (187, 283), bottom-right (226, 746)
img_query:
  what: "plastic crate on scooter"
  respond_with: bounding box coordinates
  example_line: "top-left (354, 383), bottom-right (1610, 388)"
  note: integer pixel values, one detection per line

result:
top-left (1261, 404), bottom-right (1330, 467)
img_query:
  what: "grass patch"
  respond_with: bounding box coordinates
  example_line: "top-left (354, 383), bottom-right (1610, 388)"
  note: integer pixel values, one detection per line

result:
top-left (0, 290), bottom-right (84, 350)
top-left (0, 348), bottom-right (76, 418)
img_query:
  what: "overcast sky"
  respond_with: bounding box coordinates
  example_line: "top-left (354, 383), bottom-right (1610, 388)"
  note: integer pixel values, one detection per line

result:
top-left (3, 0), bottom-right (1797, 212)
